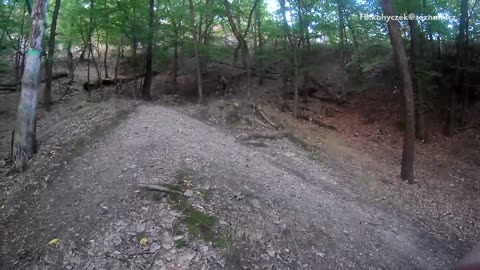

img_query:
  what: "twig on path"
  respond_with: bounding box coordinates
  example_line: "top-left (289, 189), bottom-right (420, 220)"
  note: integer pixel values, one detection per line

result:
top-left (137, 184), bottom-right (183, 195)
top-left (437, 212), bottom-right (452, 219)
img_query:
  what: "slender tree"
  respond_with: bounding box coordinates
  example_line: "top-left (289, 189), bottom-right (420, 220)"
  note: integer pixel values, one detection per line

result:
top-left (408, 16), bottom-right (426, 140)
top-left (224, 0), bottom-right (260, 84)
top-left (13, 0), bottom-right (48, 170)
top-left (189, 0), bottom-right (203, 103)
top-left (43, 0), bottom-right (61, 111)
top-left (279, 0), bottom-right (299, 118)
top-left (142, 0), bottom-right (154, 100)
top-left (381, 0), bottom-right (416, 183)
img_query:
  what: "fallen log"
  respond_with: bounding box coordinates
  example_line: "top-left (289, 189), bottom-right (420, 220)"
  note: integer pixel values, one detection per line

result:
top-left (0, 72), bottom-right (68, 91)
top-left (83, 71), bottom-right (162, 91)
top-left (0, 86), bottom-right (16, 92)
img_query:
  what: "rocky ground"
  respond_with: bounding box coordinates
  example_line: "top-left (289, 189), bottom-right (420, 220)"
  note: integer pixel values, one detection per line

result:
top-left (0, 85), bottom-right (475, 269)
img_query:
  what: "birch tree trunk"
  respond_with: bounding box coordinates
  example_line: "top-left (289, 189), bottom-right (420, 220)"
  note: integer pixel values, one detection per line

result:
top-left (381, 0), bottom-right (416, 183)
top-left (13, 0), bottom-right (48, 170)
top-left (43, 0), bottom-right (61, 111)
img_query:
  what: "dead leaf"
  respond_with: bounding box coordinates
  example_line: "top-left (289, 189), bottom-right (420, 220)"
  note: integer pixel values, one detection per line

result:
top-left (48, 238), bottom-right (59, 246)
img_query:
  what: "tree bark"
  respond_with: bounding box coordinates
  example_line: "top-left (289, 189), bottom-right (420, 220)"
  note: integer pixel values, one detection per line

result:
top-left (142, 0), bottom-right (154, 100)
top-left (104, 43), bottom-right (109, 78)
top-left (279, 0), bottom-right (299, 118)
top-left (460, 0), bottom-right (478, 124)
top-left (13, 0), bottom-right (48, 170)
top-left (382, 0), bottom-right (416, 183)
top-left (408, 17), bottom-right (426, 141)
top-left (255, 1), bottom-right (264, 85)
top-left (189, 0), bottom-right (203, 103)
top-left (67, 42), bottom-right (74, 82)
top-left (43, 0), bottom-right (61, 111)
top-left (15, 8), bottom-right (27, 92)
top-left (87, 0), bottom-right (94, 98)
top-left (337, 0), bottom-right (345, 98)
top-left (450, 0), bottom-right (468, 135)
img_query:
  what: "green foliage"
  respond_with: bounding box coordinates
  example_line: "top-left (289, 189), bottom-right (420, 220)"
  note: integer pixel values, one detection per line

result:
top-left (345, 43), bottom-right (392, 77)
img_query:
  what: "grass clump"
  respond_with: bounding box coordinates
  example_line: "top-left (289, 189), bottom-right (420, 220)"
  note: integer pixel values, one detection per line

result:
top-left (288, 135), bottom-right (325, 162)
top-left (168, 168), bottom-right (233, 249)
top-left (175, 239), bottom-right (188, 249)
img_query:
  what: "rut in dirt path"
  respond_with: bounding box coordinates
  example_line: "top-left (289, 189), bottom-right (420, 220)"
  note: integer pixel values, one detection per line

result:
top-left (1, 103), bottom-right (459, 270)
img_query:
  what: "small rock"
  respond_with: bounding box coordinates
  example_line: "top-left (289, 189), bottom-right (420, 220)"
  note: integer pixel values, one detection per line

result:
top-left (150, 243), bottom-right (161, 253)
top-left (184, 190), bottom-right (194, 197)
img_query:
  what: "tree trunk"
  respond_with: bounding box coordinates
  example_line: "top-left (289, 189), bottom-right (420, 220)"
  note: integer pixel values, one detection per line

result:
top-left (344, 9), bottom-right (358, 49)
top-left (460, 0), bottom-right (478, 124)
top-left (114, 37), bottom-right (123, 93)
top-left (224, 0), bottom-right (260, 85)
top-left (279, 0), bottom-right (299, 119)
top-left (104, 43), bottom-right (109, 78)
top-left (381, 0), bottom-right (415, 183)
top-left (408, 18), bottom-right (426, 141)
top-left (189, 0), bottom-right (203, 103)
top-left (13, 0), bottom-right (48, 170)
top-left (337, 0), bottom-right (345, 98)
top-left (451, 0), bottom-right (468, 135)
top-left (297, 0), bottom-right (305, 49)
top-left (173, 37), bottom-right (178, 92)
top-left (255, 1), bottom-right (264, 85)
top-left (142, 0), bottom-right (154, 100)
top-left (43, 0), bottom-right (61, 111)
top-left (67, 42), bottom-right (74, 82)
top-left (86, 0), bottom-right (94, 98)
top-left (15, 7), bottom-right (27, 92)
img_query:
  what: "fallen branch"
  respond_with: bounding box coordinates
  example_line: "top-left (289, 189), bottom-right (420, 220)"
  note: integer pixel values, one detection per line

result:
top-left (211, 60), bottom-right (279, 80)
top-left (252, 104), bottom-right (280, 130)
top-left (456, 124), bottom-right (480, 131)
top-left (137, 184), bottom-right (183, 195)
top-left (237, 132), bottom-right (290, 142)
top-left (297, 112), bottom-right (337, 130)
top-left (0, 72), bottom-right (68, 92)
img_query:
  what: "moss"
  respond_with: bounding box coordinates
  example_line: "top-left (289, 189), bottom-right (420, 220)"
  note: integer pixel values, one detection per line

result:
top-left (167, 169), bottom-right (233, 249)
top-left (175, 239), bottom-right (188, 249)
top-left (215, 233), bottom-right (234, 249)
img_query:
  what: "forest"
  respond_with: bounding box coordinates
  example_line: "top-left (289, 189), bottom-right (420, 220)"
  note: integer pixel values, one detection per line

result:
top-left (1, 0), bottom-right (480, 269)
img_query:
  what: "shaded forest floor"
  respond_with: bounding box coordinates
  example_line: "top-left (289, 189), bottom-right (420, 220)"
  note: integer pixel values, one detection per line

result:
top-left (0, 60), bottom-right (479, 269)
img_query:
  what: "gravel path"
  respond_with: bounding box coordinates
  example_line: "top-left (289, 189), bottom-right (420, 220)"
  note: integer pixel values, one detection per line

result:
top-left (0, 102), bottom-right (462, 269)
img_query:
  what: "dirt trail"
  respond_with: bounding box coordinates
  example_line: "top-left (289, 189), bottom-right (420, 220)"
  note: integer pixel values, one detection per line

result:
top-left (0, 101), bottom-right (462, 269)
